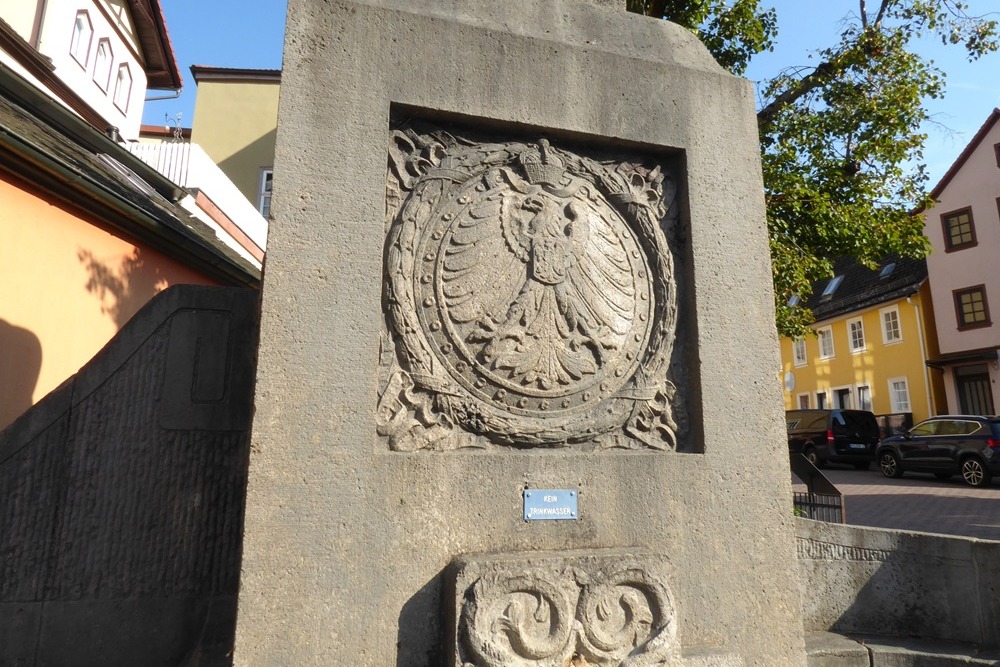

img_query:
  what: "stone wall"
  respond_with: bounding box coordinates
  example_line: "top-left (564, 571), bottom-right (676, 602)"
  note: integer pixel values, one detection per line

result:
top-left (797, 518), bottom-right (1000, 650)
top-left (237, 1), bottom-right (806, 664)
top-left (0, 286), bottom-right (258, 667)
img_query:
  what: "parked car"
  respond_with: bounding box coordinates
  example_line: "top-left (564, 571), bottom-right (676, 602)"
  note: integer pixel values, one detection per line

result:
top-left (876, 415), bottom-right (1000, 488)
top-left (785, 409), bottom-right (881, 469)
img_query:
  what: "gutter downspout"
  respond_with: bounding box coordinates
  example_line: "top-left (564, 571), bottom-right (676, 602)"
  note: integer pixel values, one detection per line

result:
top-left (145, 88), bottom-right (182, 102)
top-left (908, 296), bottom-right (934, 418)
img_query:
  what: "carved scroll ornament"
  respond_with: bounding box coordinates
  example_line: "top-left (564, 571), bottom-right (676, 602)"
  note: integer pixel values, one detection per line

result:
top-left (379, 127), bottom-right (680, 451)
top-left (458, 558), bottom-right (679, 667)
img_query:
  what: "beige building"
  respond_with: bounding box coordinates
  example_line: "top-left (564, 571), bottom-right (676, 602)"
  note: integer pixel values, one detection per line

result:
top-left (190, 66), bottom-right (280, 217)
top-left (924, 108), bottom-right (1000, 414)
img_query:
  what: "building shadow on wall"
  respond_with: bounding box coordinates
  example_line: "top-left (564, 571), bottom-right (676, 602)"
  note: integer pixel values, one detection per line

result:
top-left (217, 127), bottom-right (277, 205)
top-left (78, 247), bottom-right (168, 329)
top-left (0, 319), bottom-right (42, 431)
top-left (397, 567), bottom-right (447, 667)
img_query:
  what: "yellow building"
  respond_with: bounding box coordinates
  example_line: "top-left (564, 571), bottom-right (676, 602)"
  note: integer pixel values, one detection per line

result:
top-left (779, 256), bottom-right (946, 428)
top-left (189, 66), bottom-right (280, 216)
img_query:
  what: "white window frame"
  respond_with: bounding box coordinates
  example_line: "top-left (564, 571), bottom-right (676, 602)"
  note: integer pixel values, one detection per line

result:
top-left (113, 63), bottom-right (132, 113)
top-left (258, 167), bottom-right (273, 218)
top-left (831, 385), bottom-right (853, 409)
top-left (847, 317), bottom-right (866, 353)
top-left (880, 305), bottom-right (902, 345)
top-left (796, 393), bottom-right (810, 409)
top-left (856, 384), bottom-right (873, 412)
top-left (93, 38), bottom-right (113, 92)
top-left (888, 376), bottom-right (911, 413)
top-left (817, 326), bottom-right (834, 360)
top-left (69, 11), bottom-right (93, 68)
top-left (792, 338), bottom-right (807, 367)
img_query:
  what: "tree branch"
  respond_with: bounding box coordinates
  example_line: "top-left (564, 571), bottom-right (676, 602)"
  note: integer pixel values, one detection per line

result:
top-left (757, 62), bottom-right (838, 129)
top-left (873, 0), bottom-right (892, 27)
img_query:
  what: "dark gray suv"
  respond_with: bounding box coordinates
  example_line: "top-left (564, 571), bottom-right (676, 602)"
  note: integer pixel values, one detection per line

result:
top-left (786, 409), bottom-right (881, 469)
top-left (876, 415), bottom-right (1000, 487)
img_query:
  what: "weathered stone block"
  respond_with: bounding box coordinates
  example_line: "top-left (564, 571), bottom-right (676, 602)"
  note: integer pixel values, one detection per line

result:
top-left (238, 1), bottom-right (805, 664)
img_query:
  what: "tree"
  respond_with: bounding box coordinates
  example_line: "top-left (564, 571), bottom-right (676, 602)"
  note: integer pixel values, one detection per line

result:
top-left (627, 0), bottom-right (999, 336)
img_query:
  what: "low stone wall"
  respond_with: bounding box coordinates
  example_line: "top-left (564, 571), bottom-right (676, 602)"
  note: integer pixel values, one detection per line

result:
top-left (796, 518), bottom-right (1000, 650)
top-left (0, 286), bottom-right (258, 667)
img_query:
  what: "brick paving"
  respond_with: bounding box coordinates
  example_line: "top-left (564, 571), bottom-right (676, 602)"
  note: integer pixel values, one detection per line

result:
top-left (793, 465), bottom-right (1000, 541)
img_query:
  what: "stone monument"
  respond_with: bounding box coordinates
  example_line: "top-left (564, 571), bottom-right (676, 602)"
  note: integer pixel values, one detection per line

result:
top-left (237, 0), bottom-right (806, 664)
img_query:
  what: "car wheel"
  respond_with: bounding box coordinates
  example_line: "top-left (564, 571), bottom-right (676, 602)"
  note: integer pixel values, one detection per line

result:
top-left (961, 457), bottom-right (992, 488)
top-left (853, 461), bottom-right (871, 471)
top-left (804, 447), bottom-right (824, 468)
top-left (879, 451), bottom-right (903, 478)
top-left (933, 472), bottom-right (952, 480)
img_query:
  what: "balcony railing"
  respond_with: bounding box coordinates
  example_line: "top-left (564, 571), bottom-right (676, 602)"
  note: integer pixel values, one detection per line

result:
top-left (126, 142), bottom-right (267, 256)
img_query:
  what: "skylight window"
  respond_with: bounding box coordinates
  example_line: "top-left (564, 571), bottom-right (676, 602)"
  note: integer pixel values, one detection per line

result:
top-left (820, 275), bottom-right (843, 299)
top-left (879, 262), bottom-right (896, 278)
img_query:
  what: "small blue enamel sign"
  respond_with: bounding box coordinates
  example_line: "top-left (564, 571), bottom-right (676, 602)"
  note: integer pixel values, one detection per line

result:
top-left (523, 489), bottom-right (578, 521)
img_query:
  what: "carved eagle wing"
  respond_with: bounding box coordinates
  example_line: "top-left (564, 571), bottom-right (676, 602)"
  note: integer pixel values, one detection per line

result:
top-left (565, 205), bottom-right (636, 336)
top-left (441, 193), bottom-right (527, 325)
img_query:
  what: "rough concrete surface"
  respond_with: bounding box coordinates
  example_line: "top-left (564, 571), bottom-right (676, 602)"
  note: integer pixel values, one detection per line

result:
top-left (797, 519), bottom-right (1000, 652)
top-left (238, 1), bottom-right (805, 665)
top-left (804, 631), bottom-right (870, 667)
top-left (0, 286), bottom-right (259, 666)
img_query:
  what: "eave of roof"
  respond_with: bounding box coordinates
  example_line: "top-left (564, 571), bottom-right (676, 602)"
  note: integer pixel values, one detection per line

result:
top-left (129, 0), bottom-right (182, 89)
top-left (805, 255), bottom-right (927, 324)
top-left (0, 17), bottom-right (109, 130)
top-left (0, 64), bottom-right (258, 287)
top-left (139, 123), bottom-right (191, 139)
top-left (928, 108), bottom-right (1000, 202)
top-left (190, 65), bottom-right (282, 84)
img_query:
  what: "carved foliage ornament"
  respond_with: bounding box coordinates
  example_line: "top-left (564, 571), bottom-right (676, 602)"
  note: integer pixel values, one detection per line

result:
top-left (458, 558), bottom-right (679, 667)
top-left (380, 127), bottom-right (679, 451)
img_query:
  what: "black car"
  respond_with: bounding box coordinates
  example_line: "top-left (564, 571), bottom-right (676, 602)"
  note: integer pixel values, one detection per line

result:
top-left (876, 415), bottom-right (1000, 487)
top-left (786, 409), bottom-right (881, 469)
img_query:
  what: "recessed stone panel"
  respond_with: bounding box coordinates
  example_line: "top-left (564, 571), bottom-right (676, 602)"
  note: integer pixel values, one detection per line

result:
top-left (380, 119), bottom-right (688, 452)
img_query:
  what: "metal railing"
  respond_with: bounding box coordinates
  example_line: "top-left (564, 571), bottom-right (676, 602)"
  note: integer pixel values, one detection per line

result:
top-left (126, 142), bottom-right (268, 252)
top-left (790, 453), bottom-right (845, 523)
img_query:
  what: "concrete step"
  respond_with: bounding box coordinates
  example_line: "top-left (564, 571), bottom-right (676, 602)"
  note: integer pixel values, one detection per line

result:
top-left (807, 632), bottom-right (1000, 666)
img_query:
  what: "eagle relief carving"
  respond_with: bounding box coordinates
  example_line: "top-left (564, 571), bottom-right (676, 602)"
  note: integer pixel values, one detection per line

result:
top-left (379, 124), bottom-right (682, 451)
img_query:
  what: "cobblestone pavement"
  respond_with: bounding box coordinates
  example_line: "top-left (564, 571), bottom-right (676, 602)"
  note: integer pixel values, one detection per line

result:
top-left (793, 464), bottom-right (1000, 541)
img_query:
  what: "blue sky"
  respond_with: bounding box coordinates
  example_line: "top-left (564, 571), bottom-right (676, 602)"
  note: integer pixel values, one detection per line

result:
top-left (142, 0), bottom-right (288, 127)
top-left (145, 0), bottom-right (1000, 186)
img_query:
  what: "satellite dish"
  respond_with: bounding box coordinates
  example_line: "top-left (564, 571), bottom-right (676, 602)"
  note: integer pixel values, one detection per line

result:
top-left (784, 371), bottom-right (795, 392)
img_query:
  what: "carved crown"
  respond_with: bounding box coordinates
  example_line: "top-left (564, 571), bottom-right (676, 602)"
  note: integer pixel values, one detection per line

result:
top-left (519, 139), bottom-right (565, 186)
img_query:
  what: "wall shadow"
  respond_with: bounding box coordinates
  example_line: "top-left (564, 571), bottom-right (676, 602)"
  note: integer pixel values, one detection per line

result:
top-left (805, 529), bottom-right (1000, 653)
top-left (217, 127), bottom-right (278, 205)
top-left (78, 247), bottom-right (168, 329)
top-left (396, 566), bottom-right (447, 667)
top-left (0, 319), bottom-right (42, 430)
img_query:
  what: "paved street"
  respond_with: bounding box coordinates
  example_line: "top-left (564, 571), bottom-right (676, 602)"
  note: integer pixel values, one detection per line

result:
top-left (793, 465), bottom-right (1000, 541)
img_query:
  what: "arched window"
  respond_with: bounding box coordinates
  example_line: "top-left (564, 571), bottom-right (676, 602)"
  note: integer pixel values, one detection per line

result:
top-left (113, 64), bottom-right (132, 112)
top-left (69, 11), bottom-right (93, 67)
top-left (93, 39), bottom-right (112, 91)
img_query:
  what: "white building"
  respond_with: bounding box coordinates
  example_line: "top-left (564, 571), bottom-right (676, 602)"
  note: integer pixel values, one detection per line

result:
top-left (1, 0), bottom-right (181, 140)
top-left (924, 108), bottom-right (1000, 414)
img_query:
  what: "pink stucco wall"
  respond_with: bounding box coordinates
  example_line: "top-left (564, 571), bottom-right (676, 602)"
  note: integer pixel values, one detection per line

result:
top-left (926, 116), bottom-right (1000, 355)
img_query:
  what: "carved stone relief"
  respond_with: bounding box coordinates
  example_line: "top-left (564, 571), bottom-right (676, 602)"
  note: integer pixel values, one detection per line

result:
top-left (379, 121), bottom-right (685, 451)
top-left (452, 553), bottom-right (679, 667)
